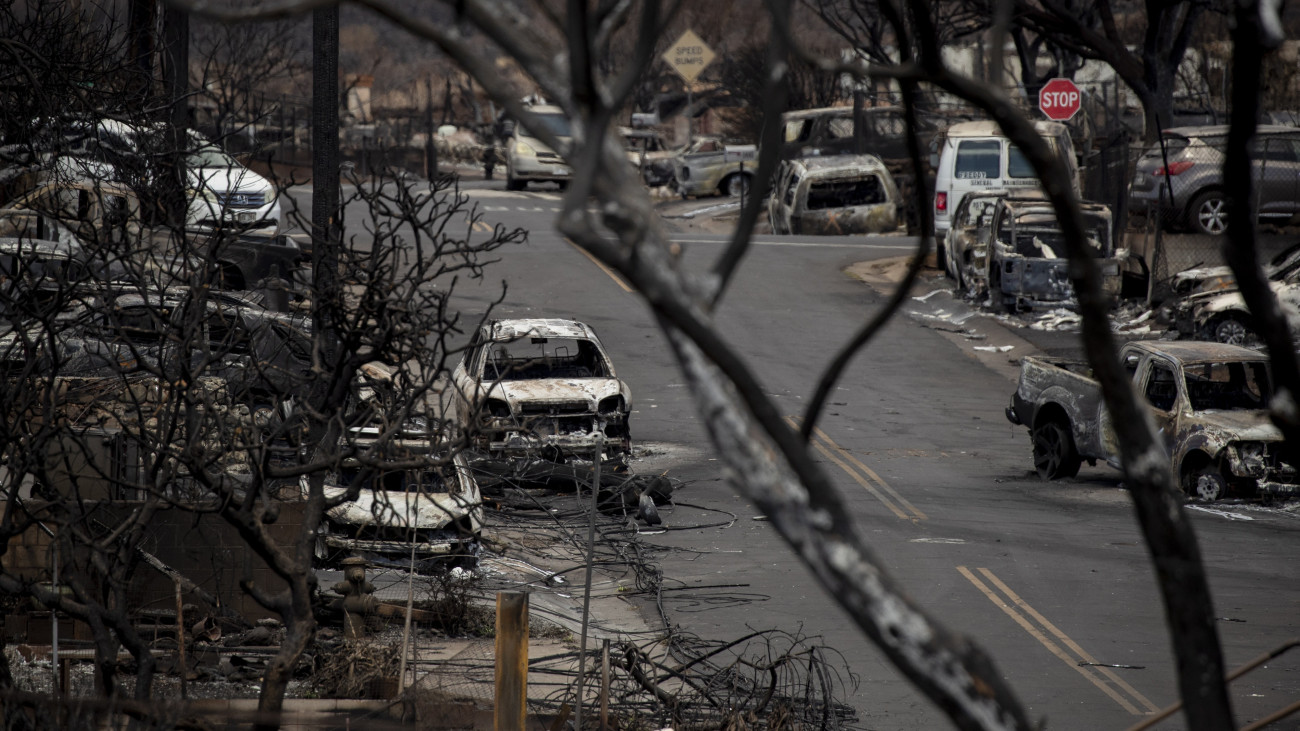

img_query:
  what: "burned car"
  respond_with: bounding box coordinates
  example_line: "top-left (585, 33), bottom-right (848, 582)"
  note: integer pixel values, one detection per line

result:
top-left (671, 138), bottom-right (758, 198)
top-left (1008, 340), bottom-right (1293, 500)
top-left (1162, 245), bottom-right (1300, 344)
top-left (985, 197), bottom-right (1121, 312)
top-left (766, 155), bottom-right (901, 235)
top-left (941, 189), bottom-right (1027, 292)
top-left (451, 318), bottom-right (632, 464)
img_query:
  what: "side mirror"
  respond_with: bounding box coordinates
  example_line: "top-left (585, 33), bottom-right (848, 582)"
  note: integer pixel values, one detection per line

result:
top-left (928, 151), bottom-right (940, 169)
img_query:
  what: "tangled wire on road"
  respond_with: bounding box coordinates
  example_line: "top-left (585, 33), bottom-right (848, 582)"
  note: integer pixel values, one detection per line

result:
top-left (467, 457), bottom-right (861, 730)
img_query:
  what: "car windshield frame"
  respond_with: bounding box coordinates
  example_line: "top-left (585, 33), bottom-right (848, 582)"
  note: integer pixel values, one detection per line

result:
top-left (1184, 360), bottom-right (1271, 411)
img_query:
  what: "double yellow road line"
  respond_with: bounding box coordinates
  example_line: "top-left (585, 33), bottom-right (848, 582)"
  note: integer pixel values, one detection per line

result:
top-left (797, 416), bottom-right (1156, 716)
top-left (789, 417), bottom-right (926, 522)
top-left (959, 566), bottom-right (1161, 716)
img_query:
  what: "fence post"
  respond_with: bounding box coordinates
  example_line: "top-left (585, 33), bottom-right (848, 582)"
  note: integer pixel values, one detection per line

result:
top-left (496, 591), bottom-right (529, 731)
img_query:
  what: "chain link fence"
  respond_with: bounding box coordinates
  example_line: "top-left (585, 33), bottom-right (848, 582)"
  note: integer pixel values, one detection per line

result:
top-left (1130, 129), bottom-right (1300, 303)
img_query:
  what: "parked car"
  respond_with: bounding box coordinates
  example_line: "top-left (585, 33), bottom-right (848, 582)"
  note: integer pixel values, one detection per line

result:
top-left (503, 104), bottom-right (572, 191)
top-left (2, 179), bottom-right (305, 305)
top-left (184, 141), bottom-right (281, 232)
top-left (985, 197), bottom-right (1120, 312)
top-left (767, 155), bottom-right (901, 235)
top-left (451, 318), bottom-right (632, 464)
top-left (51, 291), bottom-right (313, 397)
top-left (941, 189), bottom-right (1029, 291)
top-left (620, 127), bottom-right (675, 187)
top-left (318, 363), bottom-right (482, 571)
top-left (50, 119), bottom-right (281, 234)
top-left (1006, 340), bottom-right (1291, 500)
top-left (671, 138), bottom-right (758, 198)
top-left (1128, 125), bottom-right (1300, 235)
top-left (0, 236), bottom-right (129, 324)
top-left (1162, 245), bottom-right (1300, 344)
top-left (780, 105), bottom-right (940, 161)
top-left (933, 120), bottom-right (1079, 241)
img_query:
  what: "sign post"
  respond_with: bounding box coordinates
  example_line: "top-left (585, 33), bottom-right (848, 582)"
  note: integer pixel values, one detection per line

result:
top-left (1039, 78), bottom-right (1082, 121)
top-left (662, 30), bottom-right (716, 141)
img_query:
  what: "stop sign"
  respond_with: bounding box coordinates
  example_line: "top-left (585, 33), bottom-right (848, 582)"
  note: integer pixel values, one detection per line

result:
top-left (1039, 78), bottom-right (1081, 121)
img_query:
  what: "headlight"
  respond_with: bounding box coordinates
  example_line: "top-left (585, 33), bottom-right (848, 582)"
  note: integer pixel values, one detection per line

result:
top-left (1233, 441), bottom-right (1268, 475)
top-left (514, 140), bottom-right (537, 157)
top-left (598, 395), bottom-right (625, 413)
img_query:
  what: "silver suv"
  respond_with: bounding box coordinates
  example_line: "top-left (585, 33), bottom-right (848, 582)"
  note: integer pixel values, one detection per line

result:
top-left (1129, 125), bottom-right (1300, 235)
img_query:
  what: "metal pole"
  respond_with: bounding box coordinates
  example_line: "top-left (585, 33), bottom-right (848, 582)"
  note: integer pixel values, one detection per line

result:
top-left (600, 639), bottom-right (610, 729)
top-left (494, 592), bottom-right (529, 731)
top-left (575, 438), bottom-right (603, 731)
top-left (176, 582), bottom-right (187, 699)
top-left (51, 538), bottom-right (58, 695)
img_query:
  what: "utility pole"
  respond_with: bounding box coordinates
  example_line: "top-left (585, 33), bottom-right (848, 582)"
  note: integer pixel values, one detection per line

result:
top-left (312, 5), bottom-right (340, 323)
top-left (162, 5), bottom-right (189, 230)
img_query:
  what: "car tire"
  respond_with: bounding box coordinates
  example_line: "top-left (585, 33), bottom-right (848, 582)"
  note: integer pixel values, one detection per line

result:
top-left (1209, 314), bottom-right (1254, 346)
top-left (723, 173), bottom-right (750, 198)
top-left (1184, 465), bottom-right (1228, 501)
top-left (1188, 190), bottom-right (1229, 235)
top-left (936, 238), bottom-right (949, 277)
top-left (1032, 418), bottom-right (1081, 480)
top-left (506, 171), bottom-right (524, 191)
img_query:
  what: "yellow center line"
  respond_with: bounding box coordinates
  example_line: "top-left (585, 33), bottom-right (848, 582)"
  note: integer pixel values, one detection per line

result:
top-left (786, 416), bottom-right (924, 521)
top-left (811, 425), bottom-right (927, 520)
top-left (976, 568), bottom-right (1160, 713)
top-left (958, 566), bottom-right (1160, 716)
top-left (566, 239), bottom-right (632, 293)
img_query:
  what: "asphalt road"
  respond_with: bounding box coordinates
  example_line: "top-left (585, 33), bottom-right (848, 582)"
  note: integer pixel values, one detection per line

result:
top-left (291, 178), bottom-right (1300, 731)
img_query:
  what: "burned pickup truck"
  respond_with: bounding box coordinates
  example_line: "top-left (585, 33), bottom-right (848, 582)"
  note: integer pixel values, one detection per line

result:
top-left (986, 197), bottom-right (1122, 313)
top-left (1006, 340), bottom-right (1296, 500)
top-left (671, 138), bottom-right (758, 198)
top-left (451, 318), bottom-right (632, 465)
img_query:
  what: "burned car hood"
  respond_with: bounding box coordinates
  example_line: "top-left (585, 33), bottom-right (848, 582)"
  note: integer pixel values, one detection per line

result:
top-left (490, 378), bottom-right (627, 409)
top-left (1190, 410), bottom-right (1282, 442)
top-left (323, 487), bottom-right (479, 530)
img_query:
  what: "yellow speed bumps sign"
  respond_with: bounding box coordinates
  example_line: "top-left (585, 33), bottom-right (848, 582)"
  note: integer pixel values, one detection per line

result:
top-left (662, 29), bottom-right (716, 83)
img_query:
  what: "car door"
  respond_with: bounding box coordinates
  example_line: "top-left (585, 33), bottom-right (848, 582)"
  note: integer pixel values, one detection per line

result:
top-left (1141, 358), bottom-right (1181, 454)
top-left (1251, 134), bottom-right (1300, 223)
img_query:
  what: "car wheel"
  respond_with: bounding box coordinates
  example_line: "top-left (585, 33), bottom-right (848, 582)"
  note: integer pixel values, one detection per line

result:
top-left (936, 238), bottom-right (949, 277)
top-left (1189, 190), bottom-right (1229, 235)
top-left (1184, 465), bottom-right (1227, 501)
top-left (1032, 419), bottom-right (1081, 480)
top-left (723, 173), bottom-right (750, 198)
top-left (1210, 314), bottom-right (1253, 345)
top-left (505, 171), bottom-right (524, 191)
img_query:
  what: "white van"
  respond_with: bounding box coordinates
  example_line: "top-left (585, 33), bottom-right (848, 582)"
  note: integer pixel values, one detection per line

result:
top-left (933, 120), bottom-right (1078, 241)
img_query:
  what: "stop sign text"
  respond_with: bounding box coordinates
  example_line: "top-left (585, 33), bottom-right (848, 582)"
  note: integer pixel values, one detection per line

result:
top-left (1038, 78), bottom-right (1081, 121)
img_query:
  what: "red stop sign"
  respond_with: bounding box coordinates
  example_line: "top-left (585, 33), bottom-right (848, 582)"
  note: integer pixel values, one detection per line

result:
top-left (1039, 78), bottom-right (1081, 121)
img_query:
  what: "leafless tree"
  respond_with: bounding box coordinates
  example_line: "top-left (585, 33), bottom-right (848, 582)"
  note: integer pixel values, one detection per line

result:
top-left (189, 17), bottom-right (311, 150)
top-left (975, 0), bottom-right (1221, 141)
top-left (1, 4), bottom-right (526, 719)
top-left (15, 0), bottom-right (1290, 728)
